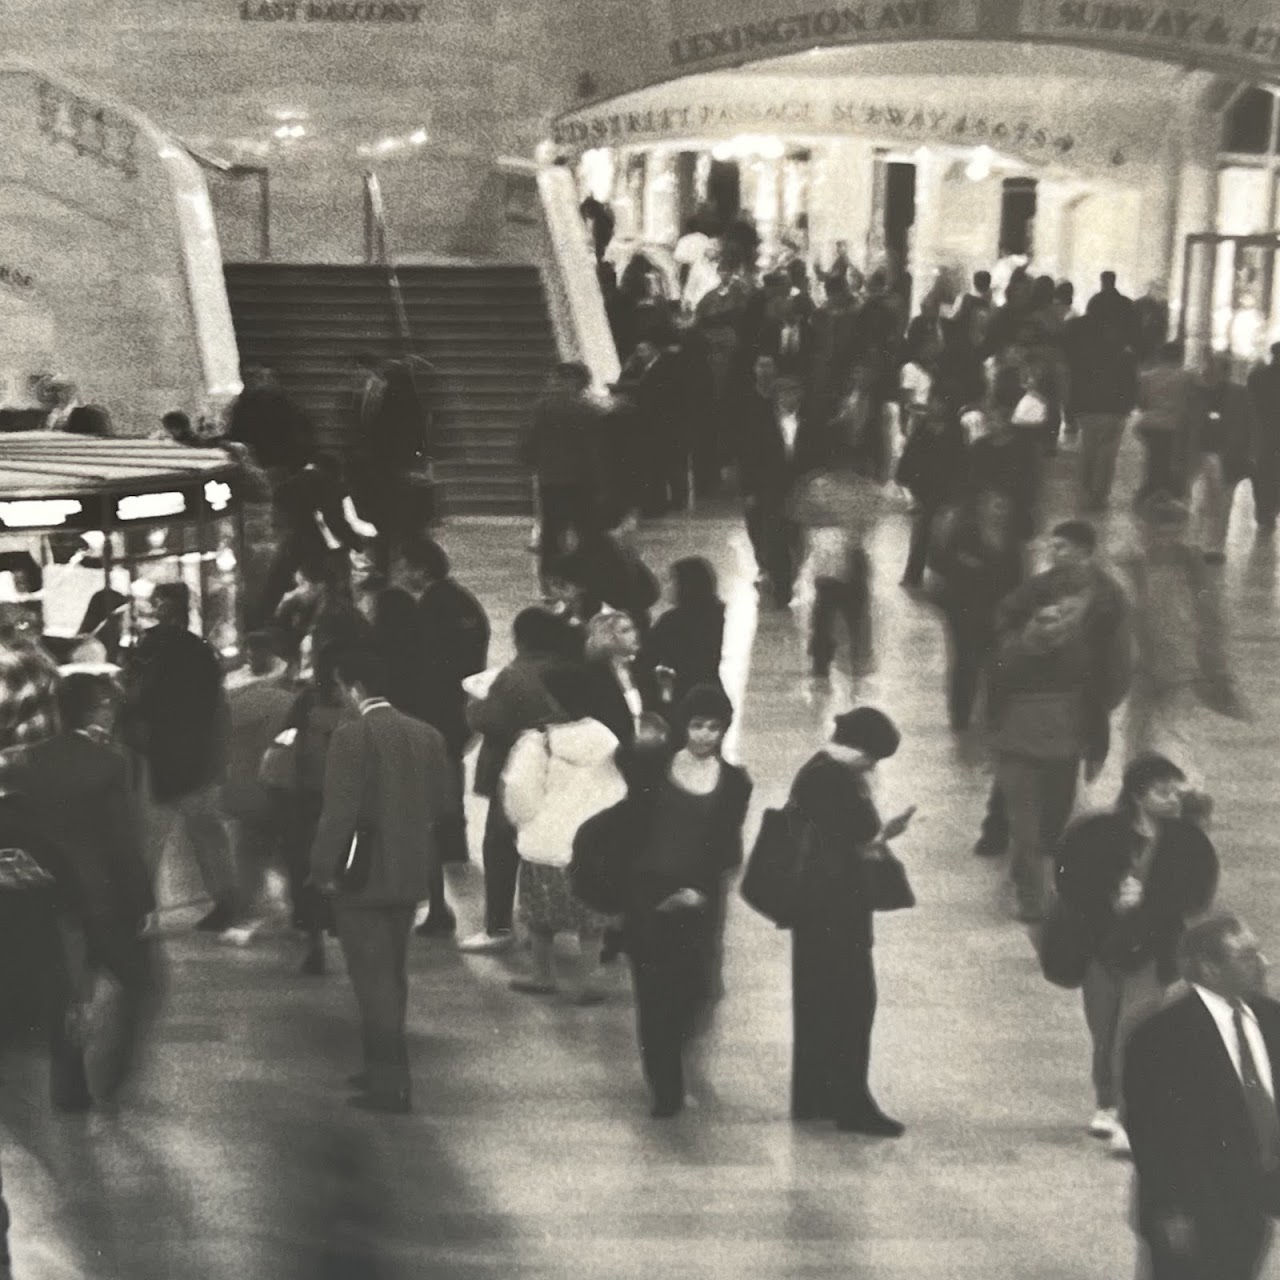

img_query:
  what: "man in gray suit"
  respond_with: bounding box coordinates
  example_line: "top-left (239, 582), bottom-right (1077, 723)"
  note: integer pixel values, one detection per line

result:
top-left (311, 648), bottom-right (460, 1114)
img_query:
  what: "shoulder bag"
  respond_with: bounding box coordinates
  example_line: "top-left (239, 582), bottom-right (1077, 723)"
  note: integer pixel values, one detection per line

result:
top-left (1039, 896), bottom-right (1091, 989)
top-left (740, 803), bottom-right (819, 930)
top-left (861, 842), bottom-right (916, 912)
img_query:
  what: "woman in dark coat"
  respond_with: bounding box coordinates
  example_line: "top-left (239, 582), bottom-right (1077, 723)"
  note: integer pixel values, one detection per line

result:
top-left (639, 557), bottom-right (725, 709)
top-left (788, 707), bottom-right (913, 1136)
top-left (1055, 753), bottom-right (1217, 1153)
top-left (622, 684), bottom-right (752, 1118)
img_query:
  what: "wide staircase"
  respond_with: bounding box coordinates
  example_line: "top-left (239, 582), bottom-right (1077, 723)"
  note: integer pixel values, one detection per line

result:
top-left (223, 262), bottom-right (555, 516)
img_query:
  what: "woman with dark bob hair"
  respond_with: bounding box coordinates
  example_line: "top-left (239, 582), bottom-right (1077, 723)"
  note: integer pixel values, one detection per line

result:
top-left (621, 683), bottom-right (752, 1118)
top-left (1055, 753), bottom-right (1217, 1155)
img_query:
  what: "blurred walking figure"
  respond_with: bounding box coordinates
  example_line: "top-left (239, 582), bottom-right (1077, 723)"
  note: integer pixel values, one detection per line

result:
top-left (928, 488), bottom-right (1023, 731)
top-left (400, 537), bottom-right (490, 938)
top-left (1189, 352), bottom-right (1256, 563)
top-left (520, 362), bottom-right (602, 579)
top-left (640, 558), bottom-right (725, 710)
top-left (11, 672), bottom-right (158, 1111)
top-left (1247, 342), bottom-right (1280, 535)
top-left (311, 649), bottom-right (460, 1114)
top-left (123, 582), bottom-right (240, 933)
top-left (1055, 755), bottom-right (1218, 1156)
top-left (222, 632), bottom-right (293, 920)
top-left (1121, 495), bottom-right (1247, 782)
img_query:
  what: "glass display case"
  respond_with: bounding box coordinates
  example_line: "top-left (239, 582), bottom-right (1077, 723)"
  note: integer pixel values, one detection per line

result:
top-left (0, 434), bottom-right (246, 666)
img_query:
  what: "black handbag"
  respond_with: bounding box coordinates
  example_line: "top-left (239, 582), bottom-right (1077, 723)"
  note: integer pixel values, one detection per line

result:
top-left (1039, 897), bottom-right (1091, 989)
top-left (862, 844), bottom-right (916, 912)
top-left (740, 804), bottom-right (818, 930)
top-left (570, 798), bottom-right (638, 916)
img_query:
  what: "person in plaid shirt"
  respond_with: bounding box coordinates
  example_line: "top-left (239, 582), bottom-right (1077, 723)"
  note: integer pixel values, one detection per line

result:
top-left (0, 633), bottom-right (60, 754)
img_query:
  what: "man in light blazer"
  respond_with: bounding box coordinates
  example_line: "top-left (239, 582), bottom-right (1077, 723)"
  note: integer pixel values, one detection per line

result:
top-left (311, 647), bottom-right (460, 1114)
top-left (1123, 914), bottom-right (1280, 1280)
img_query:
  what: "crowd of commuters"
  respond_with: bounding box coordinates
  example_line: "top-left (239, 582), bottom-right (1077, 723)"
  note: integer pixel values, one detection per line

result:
top-left (1, 243), bottom-right (1280, 1280)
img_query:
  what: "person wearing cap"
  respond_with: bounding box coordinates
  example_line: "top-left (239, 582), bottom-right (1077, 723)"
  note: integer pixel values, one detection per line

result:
top-left (1120, 493), bottom-right (1247, 782)
top-left (621, 684), bottom-right (751, 1117)
top-left (1055, 754), bottom-right (1218, 1156)
top-left (788, 706), bottom-right (912, 1137)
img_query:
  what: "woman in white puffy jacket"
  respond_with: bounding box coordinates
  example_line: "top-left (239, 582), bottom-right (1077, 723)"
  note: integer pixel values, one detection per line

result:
top-left (501, 666), bottom-right (627, 1002)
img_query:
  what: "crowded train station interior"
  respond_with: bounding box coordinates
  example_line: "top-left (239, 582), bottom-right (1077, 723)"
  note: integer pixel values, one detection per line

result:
top-left (3, 0), bottom-right (1280, 1276)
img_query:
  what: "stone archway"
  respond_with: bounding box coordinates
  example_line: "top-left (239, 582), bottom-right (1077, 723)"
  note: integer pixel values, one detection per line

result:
top-left (562, 0), bottom-right (1280, 116)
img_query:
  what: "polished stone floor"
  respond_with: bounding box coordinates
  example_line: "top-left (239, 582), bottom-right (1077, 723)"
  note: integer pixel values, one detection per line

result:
top-left (5, 433), bottom-right (1280, 1279)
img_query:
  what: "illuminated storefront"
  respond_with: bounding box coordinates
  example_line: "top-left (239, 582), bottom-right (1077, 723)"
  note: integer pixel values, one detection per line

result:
top-left (555, 44), bottom-right (1200, 312)
top-left (0, 435), bottom-right (246, 664)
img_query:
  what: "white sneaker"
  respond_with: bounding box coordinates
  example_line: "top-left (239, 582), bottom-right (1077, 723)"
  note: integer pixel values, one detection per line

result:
top-left (1088, 1107), bottom-right (1119, 1138)
top-left (1109, 1125), bottom-right (1132, 1158)
top-left (457, 930), bottom-right (514, 955)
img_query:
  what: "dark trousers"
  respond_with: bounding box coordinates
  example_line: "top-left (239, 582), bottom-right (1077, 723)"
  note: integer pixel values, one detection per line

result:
top-left (283, 793), bottom-right (331, 934)
top-left (980, 781), bottom-right (1009, 849)
top-left (1136, 429), bottom-right (1184, 506)
top-left (50, 928), bottom-right (158, 1111)
top-left (809, 567), bottom-right (870, 677)
top-left (902, 502), bottom-right (940, 587)
top-left (627, 905), bottom-right (716, 1110)
top-left (334, 902), bottom-right (416, 1101)
top-left (1141, 1218), bottom-right (1272, 1280)
top-left (942, 607), bottom-right (993, 731)
top-left (791, 925), bottom-right (877, 1124)
top-left (744, 498), bottom-right (798, 603)
top-left (482, 799), bottom-right (520, 935)
top-left (1253, 454), bottom-right (1280, 529)
top-left (538, 482), bottom-right (597, 573)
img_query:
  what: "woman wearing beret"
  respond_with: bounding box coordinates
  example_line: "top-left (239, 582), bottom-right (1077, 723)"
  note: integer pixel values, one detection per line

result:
top-left (788, 706), bottom-right (912, 1136)
top-left (623, 684), bottom-right (752, 1118)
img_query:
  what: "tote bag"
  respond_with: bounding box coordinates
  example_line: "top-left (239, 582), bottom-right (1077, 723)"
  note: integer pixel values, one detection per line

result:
top-left (740, 804), bottom-right (817, 930)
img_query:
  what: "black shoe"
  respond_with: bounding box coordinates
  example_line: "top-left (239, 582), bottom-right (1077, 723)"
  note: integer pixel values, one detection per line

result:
top-left (1203, 551), bottom-right (1227, 565)
top-left (972, 836), bottom-right (1005, 858)
top-left (196, 902), bottom-right (235, 933)
top-left (415, 911), bottom-right (457, 939)
top-left (300, 948), bottom-right (326, 976)
top-left (837, 1109), bottom-right (905, 1138)
top-left (347, 1071), bottom-right (370, 1091)
top-left (348, 1091), bottom-right (411, 1115)
top-left (650, 1099), bottom-right (683, 1119)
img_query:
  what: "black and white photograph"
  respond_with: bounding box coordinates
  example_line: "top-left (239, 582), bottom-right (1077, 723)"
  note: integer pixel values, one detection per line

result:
top-left (2, 1), bottom-right (1280, 1276)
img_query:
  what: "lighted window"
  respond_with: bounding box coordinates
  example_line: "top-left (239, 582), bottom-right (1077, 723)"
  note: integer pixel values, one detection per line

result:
top-left (1216, 167), bottom-right (1270, 235)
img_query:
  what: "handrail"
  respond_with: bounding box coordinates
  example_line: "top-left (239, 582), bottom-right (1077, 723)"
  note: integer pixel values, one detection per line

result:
top-left (363, 170), bottom-right (411, 350)
top-left (179, 141), bottom-right (271, 261)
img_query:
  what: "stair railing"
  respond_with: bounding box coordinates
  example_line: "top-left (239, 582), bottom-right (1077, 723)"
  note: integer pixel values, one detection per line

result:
top-left (499, 157), bottom-right (619, 388)
top-left (179, 142), bottom-right (271, 261)
top-left (363, 169), bottom-right (411, 349)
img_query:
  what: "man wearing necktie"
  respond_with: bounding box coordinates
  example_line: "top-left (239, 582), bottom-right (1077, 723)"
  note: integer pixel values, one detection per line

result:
top-left (1124, 914), bottom-right (1280, 1280)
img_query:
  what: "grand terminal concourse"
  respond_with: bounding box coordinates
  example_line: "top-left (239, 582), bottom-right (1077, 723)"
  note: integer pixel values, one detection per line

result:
top-left (4, 1), bottom-right (1280, 1277)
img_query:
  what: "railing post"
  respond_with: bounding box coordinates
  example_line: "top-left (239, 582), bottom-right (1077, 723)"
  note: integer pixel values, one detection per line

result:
top-left (257, 168), bottom-right (271, 261)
